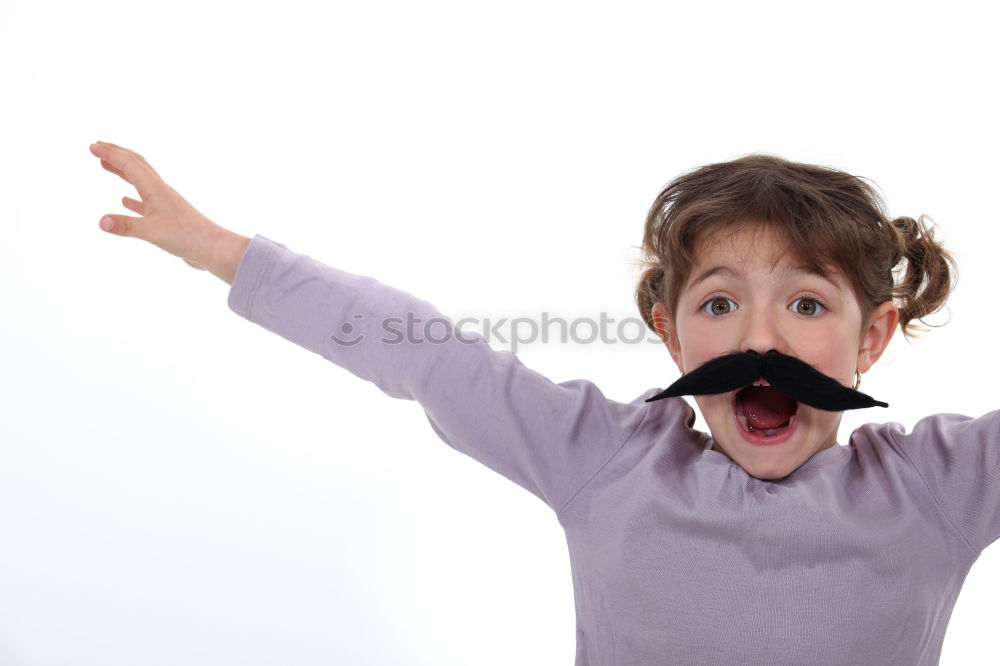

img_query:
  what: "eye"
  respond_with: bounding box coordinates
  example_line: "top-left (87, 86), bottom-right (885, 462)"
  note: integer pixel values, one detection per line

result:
top-left (700, 295), bottom-right (737, 316)
top-left (790, 295), bottom-right (827, 317)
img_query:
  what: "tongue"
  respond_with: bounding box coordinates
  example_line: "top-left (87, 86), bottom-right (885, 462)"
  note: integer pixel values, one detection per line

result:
top-left (738, 386), bottom-right (797, 429)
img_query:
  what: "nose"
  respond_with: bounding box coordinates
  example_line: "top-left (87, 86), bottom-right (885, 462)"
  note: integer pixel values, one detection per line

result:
top-left (739, 305), bottom-right (788, 357)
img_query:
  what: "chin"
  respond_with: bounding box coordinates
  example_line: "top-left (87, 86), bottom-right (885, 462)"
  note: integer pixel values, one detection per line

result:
top-left (739, 459), bottom-right (799, 481)
top-left (717, 432), bottom-right (808, 480)
top-left (711, 434), bottom-right (801, 480)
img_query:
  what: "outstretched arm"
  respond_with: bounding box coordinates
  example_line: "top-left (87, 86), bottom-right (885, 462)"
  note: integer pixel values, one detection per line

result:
top-left (225, 233), bottom-right (653, 513)
top-left (91, 142), bottom-right (655, 515)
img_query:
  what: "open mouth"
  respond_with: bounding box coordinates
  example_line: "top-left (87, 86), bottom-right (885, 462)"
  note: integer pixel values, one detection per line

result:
top-left (731, 382), bottom-right (800, 438)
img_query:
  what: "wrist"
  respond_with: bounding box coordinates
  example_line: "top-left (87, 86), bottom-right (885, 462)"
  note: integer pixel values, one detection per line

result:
top-left (203, 226), bottom-right (252, 285)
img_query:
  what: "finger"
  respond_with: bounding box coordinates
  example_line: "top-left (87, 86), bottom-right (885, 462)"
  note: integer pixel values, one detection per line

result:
top-left (99, 159), bottom-right (124, 178)
top-left (91, 142), bottom-right (166, 185)
top-left (122, 196), bottom-right (146, 215)
top-left (90, 143), bottom-right (163, 202)
top-left (91, 141), bottom-right (147, 164)
top-left (99, 213), bottom-right (143, 238)
top-left (98, 141), bottom-right (164, 179)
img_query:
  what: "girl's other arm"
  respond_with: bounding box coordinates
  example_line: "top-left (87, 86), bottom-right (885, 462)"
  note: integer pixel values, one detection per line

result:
top-left (887, 410), bottom-right (1000, 554)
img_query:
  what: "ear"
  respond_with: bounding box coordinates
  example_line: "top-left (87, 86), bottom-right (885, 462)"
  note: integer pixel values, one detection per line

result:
top-left (651, 302), bottom-right (685, 374)
top-left (857, 301), bottom-right (900, 374)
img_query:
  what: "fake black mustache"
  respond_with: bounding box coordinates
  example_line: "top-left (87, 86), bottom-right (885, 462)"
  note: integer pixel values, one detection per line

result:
top-left (644, 350), bottom-right (888, 411)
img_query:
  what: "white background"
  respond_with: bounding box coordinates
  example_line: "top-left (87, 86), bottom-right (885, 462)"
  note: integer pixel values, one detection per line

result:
top-left (2, 1), bottom-right (998, 664)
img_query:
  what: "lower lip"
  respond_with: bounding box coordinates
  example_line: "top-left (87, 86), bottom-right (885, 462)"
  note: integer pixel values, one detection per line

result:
top-left (731, 395), bottom-right (800, 447)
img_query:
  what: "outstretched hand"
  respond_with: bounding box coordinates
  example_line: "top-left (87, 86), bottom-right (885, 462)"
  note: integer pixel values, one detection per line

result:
top-left (90, 141), bottom-right (250, 283)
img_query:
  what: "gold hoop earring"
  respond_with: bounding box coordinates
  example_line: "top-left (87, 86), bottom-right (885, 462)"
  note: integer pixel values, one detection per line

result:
top-left (853, 370), bottom-right (861, 390)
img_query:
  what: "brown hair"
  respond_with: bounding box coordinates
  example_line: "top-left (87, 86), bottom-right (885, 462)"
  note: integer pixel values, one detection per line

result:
top-left (633, 154), bottom-right (959, 343)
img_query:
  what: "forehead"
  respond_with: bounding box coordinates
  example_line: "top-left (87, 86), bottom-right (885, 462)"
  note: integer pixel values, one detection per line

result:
top-left (687, 225), bottom-right (843, 289)
top-left (693, 224), bottom-right (790, 263)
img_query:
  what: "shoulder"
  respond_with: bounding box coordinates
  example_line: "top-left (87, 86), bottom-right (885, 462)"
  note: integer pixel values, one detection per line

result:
top-left (847, 410), bottom-right (1000, 552)
top-left (614, 388), bottom-right (703, 459)
top-left (632, 388), bottom-right (698, 428)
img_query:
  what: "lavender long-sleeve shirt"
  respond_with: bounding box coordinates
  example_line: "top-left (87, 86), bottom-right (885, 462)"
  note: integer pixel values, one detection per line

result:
top-left (227, 234), bottom-right (1000, 665)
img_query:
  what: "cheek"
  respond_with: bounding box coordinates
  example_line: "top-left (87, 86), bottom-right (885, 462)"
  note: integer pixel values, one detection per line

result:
top-left (678, 336), bottom-right (722, 374)
top-left (800, 408), bottom-right (839, 441)
top-left (798, 328), bottom-right (860, 367)
top-left (794, 340), bottom-right (857, 382)
top-left (807, 355), bottom-right (857, 386)
top-left (696, 394), bottom-right (732, 420)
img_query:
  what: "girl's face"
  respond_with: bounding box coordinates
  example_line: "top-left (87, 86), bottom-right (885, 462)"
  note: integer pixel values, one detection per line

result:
top-left (651, 224), bottom-right (899, 480)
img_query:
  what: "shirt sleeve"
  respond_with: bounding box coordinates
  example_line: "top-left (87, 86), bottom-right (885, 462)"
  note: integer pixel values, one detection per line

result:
top-left (886, 409), bottom-right (1000, 553)
top-left (226, 234), bottom-right (651, 515)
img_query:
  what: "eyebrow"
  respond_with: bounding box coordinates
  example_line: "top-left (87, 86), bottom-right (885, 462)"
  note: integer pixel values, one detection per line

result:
top-left (688, 264), bottom-right (838, 290)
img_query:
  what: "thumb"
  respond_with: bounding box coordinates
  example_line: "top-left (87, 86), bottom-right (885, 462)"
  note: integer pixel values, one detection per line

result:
top-left (99, 214), bottom-right (143, 237)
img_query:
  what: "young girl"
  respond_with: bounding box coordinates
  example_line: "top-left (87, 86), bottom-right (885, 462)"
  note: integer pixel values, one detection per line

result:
top-left (90, 141), bottom-right (991, 666)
